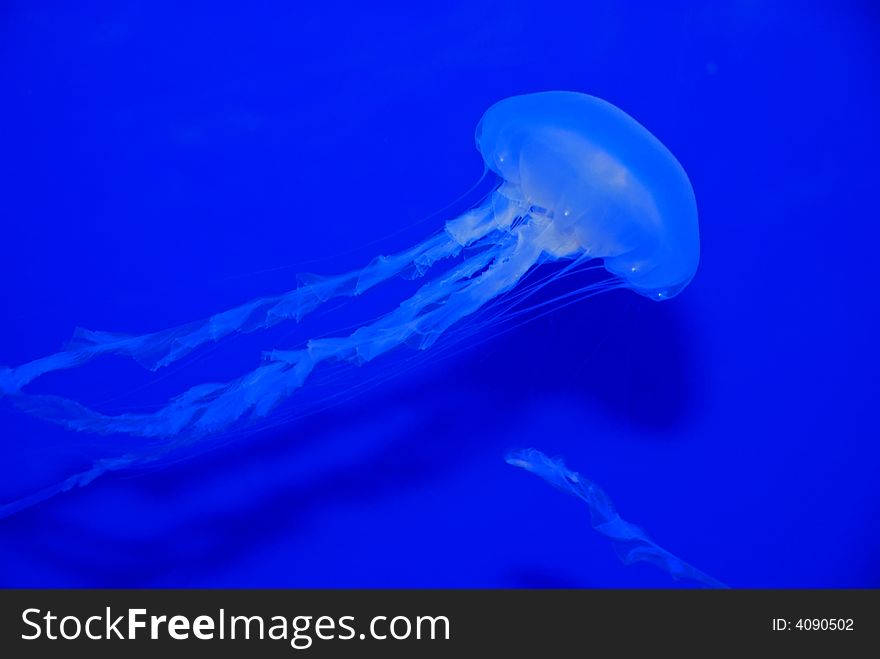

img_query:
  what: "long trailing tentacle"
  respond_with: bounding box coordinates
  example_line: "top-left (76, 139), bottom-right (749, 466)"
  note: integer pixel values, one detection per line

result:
top-left (0, 452), bottom-right (160, 520)
top-left (0, 189), bottom-right (580, 517)
top-left (0, 216), bottom-right (555, 517)
top-left (0, 232), bottom-right (459, 394)
top-left (0, 192), bottom-right (521, 396)
top-left (13, 216), bottom-right (548, 439)
top-left (506, 448), bottom-right (726, 588)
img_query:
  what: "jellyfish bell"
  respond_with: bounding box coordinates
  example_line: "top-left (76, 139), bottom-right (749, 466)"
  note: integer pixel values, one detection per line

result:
top-left (474, 91), bottom-right (700, 300)
top-left (0, 91), bottom-right (701, 516)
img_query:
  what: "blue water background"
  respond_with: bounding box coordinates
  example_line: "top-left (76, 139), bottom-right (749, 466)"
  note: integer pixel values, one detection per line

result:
top-left (0, 1), bottom-right (878, 587)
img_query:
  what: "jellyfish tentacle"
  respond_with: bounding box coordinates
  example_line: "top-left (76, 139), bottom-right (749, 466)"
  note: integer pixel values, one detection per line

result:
top-left (0, 198), bottom-right (519, 397)
top-left (0, 453), bottom-right (147, 520)
top-left (7, 229), bottom-right (534, 439)
top-left (444, 188), bottom-right (518, 244)
top-left (284, 230), bottom-right (462, 319)
top-left (506, 448), bottom-right (727, 588)
top-left (412, 217), bottom-right (551, 349)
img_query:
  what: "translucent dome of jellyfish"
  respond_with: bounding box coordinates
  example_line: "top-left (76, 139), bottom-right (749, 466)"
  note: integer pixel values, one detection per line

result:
top-left (0, 91), bottom-right (699, 517)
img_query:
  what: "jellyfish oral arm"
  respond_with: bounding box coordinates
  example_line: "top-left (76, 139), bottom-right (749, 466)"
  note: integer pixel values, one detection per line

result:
top-left (413, 217), bottom-right (551, 348)
top-left (506, 448), bottom-right (726, 588)
top-left (0, 203), bottom-right (556, 518)
top-left (0, 191), bottom-right (521, 398)
top-left (12, 204), bottom-right (557, 441)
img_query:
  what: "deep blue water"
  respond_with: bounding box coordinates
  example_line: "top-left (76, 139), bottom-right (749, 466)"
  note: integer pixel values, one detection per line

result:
top-left (1, 1), bottom-right (878, 587)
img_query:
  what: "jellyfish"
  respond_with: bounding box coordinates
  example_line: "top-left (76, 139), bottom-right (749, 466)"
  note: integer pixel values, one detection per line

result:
top-left (0, 91), bottom-right (699, 516)
top-left (506, 448), bottom-right (725, 588)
